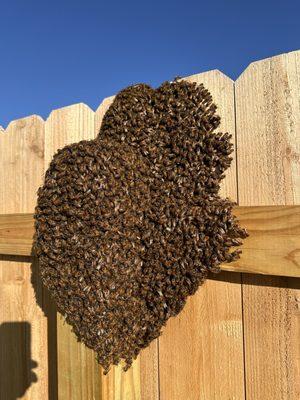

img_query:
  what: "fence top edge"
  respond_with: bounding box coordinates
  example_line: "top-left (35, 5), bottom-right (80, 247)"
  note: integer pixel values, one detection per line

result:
top-left (1, 50), bottom-right (299, 130)
top-left (47, 102), bottom-right (94, 120)
top-left (235, 48), bottom-right (300, 83)
top-left (94, 70), bottom-right (233, 114)
top-left (185, 68), bottom-right (234, 84)
top-left (95, 95), bottom-right (115, 113)
top-left (1, 114), bottom-right (44, 135)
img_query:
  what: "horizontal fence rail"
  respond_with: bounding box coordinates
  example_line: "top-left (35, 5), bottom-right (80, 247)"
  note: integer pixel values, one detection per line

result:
top-left (0, 205), bottom-right (299, 278)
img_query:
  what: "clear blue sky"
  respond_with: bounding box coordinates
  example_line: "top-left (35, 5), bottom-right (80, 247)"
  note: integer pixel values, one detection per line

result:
top-left (1, 0), bottom-right (299, 128)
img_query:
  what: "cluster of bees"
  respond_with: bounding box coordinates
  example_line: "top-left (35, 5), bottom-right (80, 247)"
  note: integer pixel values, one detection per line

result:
top-left (34, 78), bottom-right (247, 373)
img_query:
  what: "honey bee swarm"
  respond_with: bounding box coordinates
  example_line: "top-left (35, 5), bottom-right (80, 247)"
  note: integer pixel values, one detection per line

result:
top-left (34, 79), bottom-right (248, 373)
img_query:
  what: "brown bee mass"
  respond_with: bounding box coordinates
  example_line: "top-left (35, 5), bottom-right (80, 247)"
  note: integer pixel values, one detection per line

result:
top-left (34, 79), bottom-right (248, 373)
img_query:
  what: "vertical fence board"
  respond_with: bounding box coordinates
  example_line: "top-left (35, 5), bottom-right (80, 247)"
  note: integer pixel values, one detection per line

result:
top-left (159, 70), bottom-right (245, 400)
top-left (235, 50), bottom-right (300, 400)
top-left (95, 99), bottom-right (160, 400)
top-left (0, 116), bottom-right (48, 399)
top-left (45, 103), bottom-right (102, 400)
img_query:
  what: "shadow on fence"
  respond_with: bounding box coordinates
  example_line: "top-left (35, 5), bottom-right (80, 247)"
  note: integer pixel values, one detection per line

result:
top-left (209, 270), bottom-right (300, 289)
top-left (0, 249), bottom-right (58, 399)
top-left (31, 255), bottom-right (58, 400)
top-left (0, 321), bottom-right (37, 400)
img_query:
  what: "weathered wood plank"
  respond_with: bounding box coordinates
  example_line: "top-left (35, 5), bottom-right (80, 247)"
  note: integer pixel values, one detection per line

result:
top-left (221, 205), bottom-right (300, 277)
top-left (1, 205), bottom-right (299, 278)
top-left (45, 103), bottom-right (102, 400)
top-left (0, 115), bottom-right (48, 399)
top-left (159, 70), bottom-right (245, 400)
top-left (0, 213), bottom-right (34, 256)
top-left (235, 50), bottom-right (300, 400)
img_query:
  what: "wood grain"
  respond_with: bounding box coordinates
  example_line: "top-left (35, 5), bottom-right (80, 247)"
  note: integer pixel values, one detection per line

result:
top-left (95, 98), bottom-right (159, 400)
top-left (235, 50), bottom-right (300, 400)
top-left (159, 70), bottom-right (245, 400)
top-left (0, 115), bottom-right (48, 399)
top-left (45, 103), bottom-right (102, 400)
top-left (0, 213), bottom-right (35, 256)
top-left (1, 205), bottom-right (300, 278)
top-left (222, 205), bottom-right (300, 277)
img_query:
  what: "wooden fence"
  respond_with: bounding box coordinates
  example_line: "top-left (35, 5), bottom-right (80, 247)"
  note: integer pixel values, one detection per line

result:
top-left (0, 50), bottom-right (299, 400)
